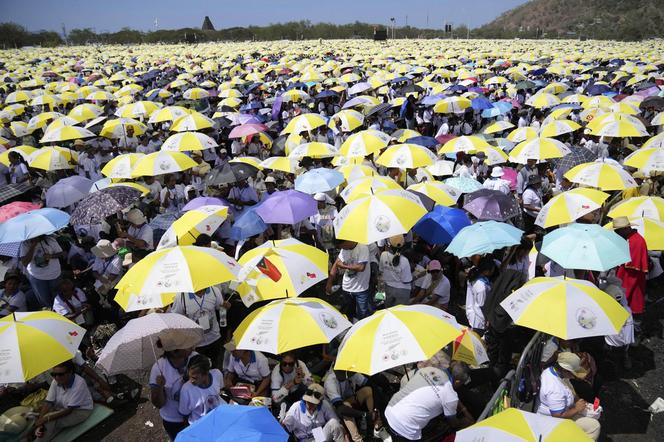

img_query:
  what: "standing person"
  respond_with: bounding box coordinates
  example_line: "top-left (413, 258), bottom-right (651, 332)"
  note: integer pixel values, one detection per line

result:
top-left (465, 257), bottom-right (495, 335)
top-left (20, 235), bottom-right (64, 309)
top-left (516, 159), bottom-right (538, 196)
top-left (613, 216), bottom-right (648, 335)
top-left (178, 355), bottom-right (226, 424)
top-left (522, 174), bottom-right (543, 234)
top-left (161, 174), bottom-right (186, 214)
top-left (327, 240), bottom-right (372, 320)
top-left (483, 166), bottom-right (511, 194)
top-left (149, 346), bottom-right (196, 440)
top-left (379, 235), bottom-right (412, 307)
top-left (7, 151), bottom-right (29, 183)
top-left (33, 361), bottom-right (93, 442)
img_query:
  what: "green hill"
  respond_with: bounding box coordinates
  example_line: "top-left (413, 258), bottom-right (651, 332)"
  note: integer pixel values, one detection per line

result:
top-left (474, 0), bottom-right (664, 40)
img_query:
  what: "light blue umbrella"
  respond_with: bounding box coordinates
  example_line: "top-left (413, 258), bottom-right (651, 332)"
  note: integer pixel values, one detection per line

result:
top-left (0, 208), bottom-right (70, 244)
top-left (231, 205), bottom-right (268, 241)
top-left (446, 220), bottom-right (523, 258)
top-left (541, 223), bottom-right (630, 271)
top-left (294, 168), bottom-right (344, 194)
top-left (444, 176), bottom-right (483, 194)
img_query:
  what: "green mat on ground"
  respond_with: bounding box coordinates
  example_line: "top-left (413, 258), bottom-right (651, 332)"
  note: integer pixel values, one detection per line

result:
top-left (52, 404), bottom-right (114, 442)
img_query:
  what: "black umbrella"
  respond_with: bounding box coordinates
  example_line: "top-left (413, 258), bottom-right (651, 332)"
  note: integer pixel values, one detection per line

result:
top-left (640, 96), bottom-right (664, 112)
top-left (206, 162), bottom-right (259, 186)
top-left (550, 147), bottom-right (597, 173)
top-left (0, 182), bottom-right (34, 204)
top-left (70, 186), bottom-right (142, 225)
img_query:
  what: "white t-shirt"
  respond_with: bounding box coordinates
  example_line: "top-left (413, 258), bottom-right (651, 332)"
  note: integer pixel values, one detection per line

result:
top-left (160, 185), bottom-right (186, 213)
top-left (149, 353), bottom-right (198, 422)
top-left (127, 224), bottom-right (154, 250)
top-left (282, 400), bottom-right (339, 440)
top-left (271, 360), bottom-right (313, 403)
top-left (226, 351), bottom-right (270, 383)
top-left (45, 374), bottom-right (94, 410)
top-left (20, 237), bottom-right (63, 281)
top-left (171, 287), bottom-right (223, 347)
top-left (338, 245), bottom-right (371, 293)
top-left (465, 278), bottom-right (489, 330)
top-left (53, 288), bottom-right (88, 325)
top-left (178, 368), bottom-right (226, 423)
top-left (418, 273), bottom-right (451, 307)
top-left (0, 289), bottom-right (27, 316)
top-left (483, 178), bottom-right (511, 195)
top-left (379, 252), bottom-right (412, 290)
top-left (385, 367), bottom-right (458, 440)
top-left (323, 370), bottom-right (367, 405)
top-left (522, 188), bottom-right (542, 218)
top-left (537, 367), bottom-right (574, 416)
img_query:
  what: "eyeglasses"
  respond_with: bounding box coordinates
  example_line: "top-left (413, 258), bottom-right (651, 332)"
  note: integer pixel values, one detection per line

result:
top-left (281, 361), bottom-right (295, 367)
top-left (50, 371), bottom-right (68, 377)
top-left (305, 389), bottom-right (322, 399)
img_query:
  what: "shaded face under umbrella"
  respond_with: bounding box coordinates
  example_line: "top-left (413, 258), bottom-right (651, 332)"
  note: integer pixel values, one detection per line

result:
top-left (206, 162), bottom-right (259, 186)
top-left (70, 186), bottom-right (142, 225)
top-left (463, 188), bottom-right (520, 221)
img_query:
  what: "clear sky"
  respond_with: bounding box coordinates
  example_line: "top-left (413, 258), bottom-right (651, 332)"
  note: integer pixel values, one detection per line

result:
top-left (3, 0), bottom-right (528, 33)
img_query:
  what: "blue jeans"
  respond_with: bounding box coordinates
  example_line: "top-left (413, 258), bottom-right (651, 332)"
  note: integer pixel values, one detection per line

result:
top-left (347, 289), bottom-right (372, 320)
top-left (27, 274), bottom-right (60, 308)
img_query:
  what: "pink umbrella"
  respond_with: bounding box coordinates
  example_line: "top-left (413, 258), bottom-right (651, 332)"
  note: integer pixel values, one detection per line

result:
top-left (228, 123), bottom-right (268, 139)
top-left (501, 167), bottom-right (518, 191)
top-left (0, 201), bottom-right (41, 223)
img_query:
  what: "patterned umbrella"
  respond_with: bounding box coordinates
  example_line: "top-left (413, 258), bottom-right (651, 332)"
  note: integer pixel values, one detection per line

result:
top-left (0, 201), bottom-right (40, 222)
top-left (0, 183), bottom-right (35, 204)
top-left (70, 186), bottom-right (142, 225)
top-left (550, 147), bottom-right (597, 174)
top-left (463, 189), bottom-right (521, 221)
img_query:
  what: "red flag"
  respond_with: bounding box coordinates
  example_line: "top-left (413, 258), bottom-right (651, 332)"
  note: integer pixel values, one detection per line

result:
top-left (256, 256), bottom-right (282, 282)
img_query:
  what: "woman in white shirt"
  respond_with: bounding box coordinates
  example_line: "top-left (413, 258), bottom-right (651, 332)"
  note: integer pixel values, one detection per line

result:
top-left (7, 151), bottom-right (29, 183)
top-left (178, 355), bottom-right (226, 424)
top-left (53, 278), bottom-right (92, 327)
top-left (20, 235), bottom-right (65, 308)
top-left (522, 174), bottom-right (543, 233)
top-left (379, 236), bottom-right (412, 307)
top-left (465, 258), bottom-right (495, 335)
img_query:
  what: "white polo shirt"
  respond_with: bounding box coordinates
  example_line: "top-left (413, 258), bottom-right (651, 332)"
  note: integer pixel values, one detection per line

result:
top-left (282, 400), bottom-right (339, 440)
top-left (226, 351), bottom-right (270, 383)
top-left (537, 367), bottom-right (574, 416)
top-left (45, 374), bottom-right (93, 411)
top-left (379, 252), bottom-right (412, 290)
top-left (178, 368), bottom-right (226, 423)
top-left (149, 352), bottom-right (198, 423)
top-left (171, 287), bottom-right (223, 347)
top-left (271, 361), bottom-right (313, 403)
top-left (385, 367), bottom-right (458, 440)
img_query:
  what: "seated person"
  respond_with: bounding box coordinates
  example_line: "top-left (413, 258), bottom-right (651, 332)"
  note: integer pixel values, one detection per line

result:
top-left (385, 352), bottom-right (473, 441)
top-left (537, 352), bottom-right (601, 441)
top-left (409, 260), bottom-right (451, 310)
top-left (271, 351), bottom-right (313, 415)
top-left (52, 279), bottom-right (92, 327)
top-left (323, 369), bottom-right (380, 442)
top-left (222, 341), bottom-right (270, 398)
top-left (178, 355), bottom-right (226, 424)
top-left (282, 383), bottom-right (345, 442)
top-left (0, 272), bottom-right (27, 317)
top-left (33, 360), bottom-right (94, 442)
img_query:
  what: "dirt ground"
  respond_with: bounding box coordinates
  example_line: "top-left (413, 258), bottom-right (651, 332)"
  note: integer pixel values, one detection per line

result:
top-left (83, 294), bottom-right (664, 442)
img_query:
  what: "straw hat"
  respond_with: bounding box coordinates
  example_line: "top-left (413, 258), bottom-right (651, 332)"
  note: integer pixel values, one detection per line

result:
top-left (612, 216), bottom-right (631, 229)
top-left (91, 239), bottom-right (117, 259)
top-left (126, 208), bottom-right (147, 225)
top-left (557, 352), bottom-right (588, 379)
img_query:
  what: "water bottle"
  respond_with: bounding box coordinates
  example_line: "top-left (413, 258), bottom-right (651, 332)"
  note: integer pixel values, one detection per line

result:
top-left (219, 306), bottom-right (227, 328)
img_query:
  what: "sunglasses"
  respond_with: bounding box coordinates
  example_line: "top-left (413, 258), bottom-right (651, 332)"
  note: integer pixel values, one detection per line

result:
top-left (51, 371), bottom-right (68, 377)
top-left (281, 361), bottom-right (295, 367)
top-left (305, 389), bottom-right (322, 399)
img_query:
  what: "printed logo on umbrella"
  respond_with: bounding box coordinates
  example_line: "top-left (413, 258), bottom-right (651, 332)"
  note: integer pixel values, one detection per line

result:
top-left (576, 307), bottom-right (597, 330)
top-left (256, 256), bottom-right (282, 282)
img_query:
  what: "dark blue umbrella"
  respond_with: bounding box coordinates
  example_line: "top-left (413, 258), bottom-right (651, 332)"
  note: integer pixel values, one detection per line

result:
top-left (447, 84), bottom-right (467, 93)
top-left (405, 136), bottom-right (438, 148)
top-left (531, 68), bottom-right (547, 76)
top-left (315, 90), bottom-right (338, 99)
top-left (230, 205), bottom-right (267, 241)
top-left (585, 83), bottom-right (612, 96)
top-left (175, 404), bottom-right (287, 442)
top-left (471, 97), bottom-right (493, 110)
top-left (240, 102), bottom-right (263, 111)
top-left (413, 205), bottom-right (471, 245)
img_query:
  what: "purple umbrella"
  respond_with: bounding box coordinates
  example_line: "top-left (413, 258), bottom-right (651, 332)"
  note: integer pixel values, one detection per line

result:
top-left (254, 190), bottom-right (317, 225)
top-left (182, 196), bottom-right (228, 211)
top-left (463, 189), bottom-right (520, 221)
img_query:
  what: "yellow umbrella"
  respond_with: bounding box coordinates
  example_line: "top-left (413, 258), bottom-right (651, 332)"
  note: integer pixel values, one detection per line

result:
top-left (340, 176), bottom-right (401, 202)
top-left (607, 196), bottom-right (664, 221)
top-left (564, 161), bottom-right (637, 190)
top-left (329, 109), bottom-right (364, 132)
top-left (40, 125), bottom-right (95, 143)
top-left (438, 135), bottom-right (490, 154)
top-left (433, 96), bottom-right (472, 114)
top-left (339, 129), bottom-right (391, 157)
top-left (68, 103), bottom-right (103, 122)
top-left (281, 113), bottom-right (327, 135)
top-left (288, 142), bottom-right (338, 159)
top-left (483, 120), bottom-right (515, 134)
top-left (130, 151), bottom-right (197, 177)
top-left (100, 117), bottom-right (148, 139)
top-left (525, 92), bottom-right (560, 109)
top-left (29, 147), bottom-right (76, 171)
top-left (509, 137), bottom-right (571, 163)
top-left (407, 181), bottom-right (461, 206)
top-left (0, 145), bottom-right (37, 166)
top-left (170, 112), bottom-right (215, 132)
top-left (161, 131), bottom-right (218, 152)
top-left (506, 127), bottom-right (538, 143)
top-left (535, 188), bottom-right (609, 228)
top-left (604, 217), bottom-right (664, 250)
top-left (623, 147), bottom-right (663, 174)
top-left (376, 143), bottom-right (436, 168)
top-left (113, 287), bottom-right (176, 313)
top-left (260, 156), bottom-right (300, 174)
top-left (336, 164), bottom-right (377, 182)
top-left (115, 101), bottom-right (162, 118)
top-left (157, 205), bottom-right (228, 249)
top-left (148, 106), bottom-right (190, 123)
top-left (229, 156), bottom-right (263, 170)
top-left (101, 153), bottom-right (145, 179)
top-left (539, 119), bottom-right (581, 137)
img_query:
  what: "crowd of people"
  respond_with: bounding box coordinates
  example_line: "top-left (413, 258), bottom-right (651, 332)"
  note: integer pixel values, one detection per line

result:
top-left (0, 39), bottom-right (662, 441)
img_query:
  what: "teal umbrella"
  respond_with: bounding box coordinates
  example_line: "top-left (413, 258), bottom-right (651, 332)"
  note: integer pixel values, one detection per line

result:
top-left (446, 220), bottom-right (523, 258)
top-left (541, 223), bottom-right (630, 271)
top-left (444, 176), bottom-right (483, 194)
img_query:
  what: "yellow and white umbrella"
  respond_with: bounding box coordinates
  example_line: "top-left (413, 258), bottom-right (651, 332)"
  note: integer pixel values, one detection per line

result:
top-left (170, 112), bottom-right (215, 132)
top-left (27, 111), bottom-right (65, 130)
top-left (433, 96), bottom-right (472, 114)
top-left (229, 156), bottom-right (263, 170)
top-left (339, 129), bottom-right (391, 157)
top-left (438, 135), bottom-right (490, 154)
top-left (100, 117), bottom-right (148, 138)
top-left (605, 217), bottom-right (664, 251)
top-left (101, 153), bottom-right (145, 178)
top-left (115, 246), bottom-right (240, 295)
top-left (113, 287), bottom-right (176, 313)
top-left (282, 113), bottom-right (327, 134)
top-left (623, 147), bottom-right (663, 174)
top-left (334, 304), bottom-right (463, 375)
top-left (407, 181), bottom-right (462, 206)
top-left (336, 163), bottom-right (377, 182)
top-left (535, 188), bottom-right (609, 228)
top-left (607, 196), bottom-right (664, 221)
top-left (333, 189), bottom-right (427, 244)
top-left (161, 131), bottom-right (218, 152)
top-left (506, 127), bottom-right (538, 143)
top-left (0, 311), bottom-right (86, 383)
top-left (115, 101), bottom-right (162, 118)
top-left (376, 143), bottom-right (436, 168)
top-left (130, 151), bottom-right (197, 177)
top-left (288, 142), bottom-right (338, 159)
top-left (218, 88), bottom-right (243, 98)
top-left (183, 87), bottom-right (210, 100)
top-left (281, 89), bottom-right (310, 102)
top-left (483, 120), bottom-right (515, 134)
top-left (564, 161), bottom-right (637, 190)
top-left (651, 112), bottom-right (664, 126)
top-left (393, 129), bottom-right (421, 143)
top-left (43, 116), bottom-right (79, 133)
top-left (4, 90), bottom-right (32, 104)
top-left (157, 205), bottom-right (228, 249)
top-left (525, 92), bottom-right (560, 109)
top-left (329, 109), bottom-right (364, 132)
top-left (589, 120), bottom-right (649, 137)
top-left (340, 176), bottom-right (401, 202)
top-left (500, 277), bottom-right (628, 339)
top-left (39, 125), bottom-right (95, 143)
top-left (0, 145), bottom-right (37, 166)
top-left (235, 238), bottom-right (328, 305)
top-left (456, 408), bottom-right (592, 442)
top-left (509, 137), bottom-right (571, 163)
top-left (452, 326), bottom-right (489, 366)
top-left (643, 133), bottom-right (664, 149)
top-left (233, 298), bottom-right (351, 354)
top-left (586, 112), bottom-right (643, 132)
top-left (260, 156), bottom-right (300, 174)
top-left (148, 106), bottom-right (190, 124)
top-left (29, 147), bottom-right (76, 171)
top-left (68, 103), bottom-right (103, 122)
top-left (85, 90), bottom-right (115, 101)
top-left (539, 119), bottom-right (581, 137)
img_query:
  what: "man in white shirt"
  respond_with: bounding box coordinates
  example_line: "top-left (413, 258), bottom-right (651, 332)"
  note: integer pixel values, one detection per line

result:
top-left (327, 240), bottom-right (372, 320)
top-left (282, 383), bottom-right (345, 442)
top-left (483, 166), bottom-right (512, 195)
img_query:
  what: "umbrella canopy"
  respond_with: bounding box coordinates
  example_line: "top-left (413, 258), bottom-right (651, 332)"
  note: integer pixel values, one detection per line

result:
top-left (206, 162), bottom-right (259, 186)
top-left (114, 286), bottom-right (176, 313)
top-left (607, 196), bottom-right (664, 221)
top-left (96, 313), bottom-right (203, 375)
top-left (294, 168), bottom-right (344, 194)
top-left (509, 137), bottom-right (571, 163)
top-left (407, 181), bottom-right (461, 207)
top-left (0, 201), bottom-right (40, 223)
top-left (444, 176), bottom-right (483, 193)
top-left (412, 205), bottom-right (471, 245)
top-left (28, 147), bottom-right (76, 171)
top-left (446, 221), bottom-right (523, 258)
top-left (175, 405), bottom-right (288, 442)
top-left (0, 208), bottom-right (69, 244)
top-left (376, 143), bottom-right (437, 168)
top-left (463, 189), bottom-right (521, 221)
top-left (255, 190), bottom-right (317, 225)
top-left (604, 217), bottom-right (664, 251)
top-left (456, 408), bottom-right (592, 442)
top-left (130, 151), bottom-right (197, 177)
top-left (334, 189), bottom-right (427, 244)
top-left (623, 147), bottom-right (664, 174)
top-left (157, 205), bottom-right (229, 249)
top-left (535, 188), bottom-right (609, 228)
top-left (45, 175), bottom-right (93, 208)
top-left (233, 297), bottom-right (350, 354)
top-left (541, 223), bottom-right (630, 271)
top-left (334, 305), bottom-right (463, 375)
top-left (70, 186), bottom-right (142, 225)
top-left (101, 153), bottom-right (145, 178)
top-left (340, 176), bottom-right (401, 203)
top-left (551, 147), bottom-right (597, 173)
top-left (182, 196), bottom-right (227, 211)
top-left (0, 311), bottom-right (86, 383)
top-left (288, 142), bottom-right (338, 159)
top-left (501, 277), bottom-right (628, 339)
top-left (564, 161), bottom-right (637, 190)
top-left (161, 131), bottom-right (218, 152)
top-left (339, 130), bottom-right (390, 157)
top-left (230, 206), bottom-right (268, 241)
